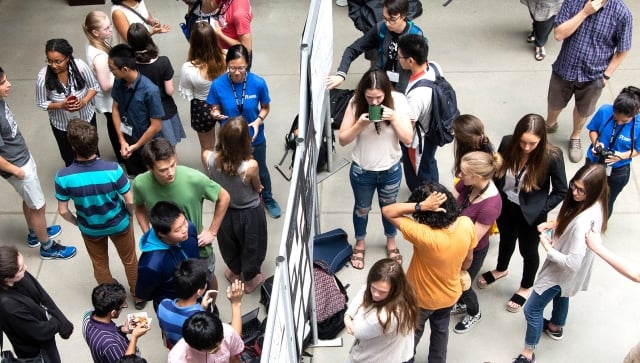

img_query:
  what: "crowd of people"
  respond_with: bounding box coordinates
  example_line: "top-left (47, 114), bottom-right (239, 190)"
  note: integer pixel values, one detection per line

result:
top-left (0, 0), bottom-right (638, 362)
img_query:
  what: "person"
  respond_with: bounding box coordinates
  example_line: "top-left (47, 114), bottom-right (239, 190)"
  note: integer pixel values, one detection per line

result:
top-left (586, 224), bottom-right (640, 363)
top-left (382, 182), bottom-right (477, 363)
top-left (204, 116), bottom-right (267, 294)
top-left (347, 0), bottom-right (423, 68)
top-left (135, 201), bottom-right (202, 311)
top-left (109, 44), bottom-right (163, 177)
top-left (0, 246), bottom-right (74, 363)
top-left (450, 151), bottom-right (503, 334)
top-left (585, 86), bottom-right (640, 218)
top-left (343, 258), bottom-right (418, 363)
top-left (327, 0), bottom-right (424, 93)
top-left (452, 114), bottom-right (495, 176)
top-left (55, 120), bottom-right (140, 304)
top-left (478, 114), bottom-right (568, 314)
top-left (183, 0), bottom-right (253, 53)
top-left (512, 163), bottom-right (609, 363)
top-left (544, 0), bottom-right (632, 163)
top-left (167, 309), bottom-right (244, 363)
top-left (0, 66), bottom-right (76, 259)
top-left (207, 44), bottom-right (280, 218)
top-left (397, 33), bottom-right (442, 190)
top-left (157, 259), bottom-right (227, 348)
top-left (35, 38), bottom-right (100, 167)
top-left (110, 0), bottom-right (169, 45)
top-left (337, 69), bottom-right (412, 270)
top-left (520, 0), bottom-right (563, 61)
top-left (127, 23), bottom-right (186, 147)
top-left (116, 356), bottom-right (147, 363)
top-left (179, 21), bottom-right (226, 168)
top-left (133, 138), bottom-right (230, 275)
top-left (82, 283), bottom-right (151, 363)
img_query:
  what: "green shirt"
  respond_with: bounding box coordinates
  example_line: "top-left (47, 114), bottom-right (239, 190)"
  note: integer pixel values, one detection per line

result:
top-left (133, 165), bottom-right (222, 257)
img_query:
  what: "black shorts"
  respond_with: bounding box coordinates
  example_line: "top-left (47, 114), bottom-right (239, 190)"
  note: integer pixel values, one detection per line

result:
top-left (190, 98), bottom-right (217, 133)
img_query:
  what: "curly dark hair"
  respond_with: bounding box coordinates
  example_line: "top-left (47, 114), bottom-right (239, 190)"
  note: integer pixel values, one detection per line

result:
top-left (407, 182), bottom-right (460, 229)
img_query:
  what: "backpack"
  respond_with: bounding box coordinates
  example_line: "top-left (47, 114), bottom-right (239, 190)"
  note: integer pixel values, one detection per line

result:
top-left (329, 88), bottom-right (354, 130)
top-left (407, 62), bottom-right (459, 147)
top-left (313, 228), bottom-right (352, 274)
top-left (313, 260), bottom-right (349, 340)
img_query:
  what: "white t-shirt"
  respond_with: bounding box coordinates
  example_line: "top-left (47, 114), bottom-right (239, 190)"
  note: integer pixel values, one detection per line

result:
top-left (179, 62), bottom-right (213, 101)
top-left (351, 91), bottom-right (411, 171)
top-left (85, 44), bottom-right (114, 113)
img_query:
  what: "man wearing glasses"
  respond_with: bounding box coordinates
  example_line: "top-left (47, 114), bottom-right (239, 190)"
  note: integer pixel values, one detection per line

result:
top-left (83, 283), bottom-right (151, 363)
top-left (327, 0), bottom-right (425, 93)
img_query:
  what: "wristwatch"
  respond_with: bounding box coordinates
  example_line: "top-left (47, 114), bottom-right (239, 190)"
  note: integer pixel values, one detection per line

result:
top-left (415, 203), bottom-right (421, 212)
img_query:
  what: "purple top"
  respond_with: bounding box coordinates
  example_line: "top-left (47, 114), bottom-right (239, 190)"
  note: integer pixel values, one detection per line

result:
top-left (455, 181), bottom-right (502, 251)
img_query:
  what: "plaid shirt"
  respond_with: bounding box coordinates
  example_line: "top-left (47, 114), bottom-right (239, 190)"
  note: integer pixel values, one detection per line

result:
top-left (552, 0), bottom-right (632, 82)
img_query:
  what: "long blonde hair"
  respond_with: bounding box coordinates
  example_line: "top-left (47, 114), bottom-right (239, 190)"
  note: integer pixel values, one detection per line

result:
top-left (83, 11), bottom-right (111, 53)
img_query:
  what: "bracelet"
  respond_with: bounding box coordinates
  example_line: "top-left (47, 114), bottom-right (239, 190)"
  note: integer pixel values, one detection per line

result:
top-left (603, 73), bottom-right (611, 80)
top-left (257, 115), bottom-right (264, 121)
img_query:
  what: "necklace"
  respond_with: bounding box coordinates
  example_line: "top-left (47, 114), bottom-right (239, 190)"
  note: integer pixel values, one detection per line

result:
top-left (461, 181), bottom-right (490, 211)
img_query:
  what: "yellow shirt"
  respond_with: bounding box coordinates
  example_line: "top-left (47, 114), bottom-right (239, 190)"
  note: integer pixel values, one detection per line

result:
top-left (398, 216), bottom-right (477, 310)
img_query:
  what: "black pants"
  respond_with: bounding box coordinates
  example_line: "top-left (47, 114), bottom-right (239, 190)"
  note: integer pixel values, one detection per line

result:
top-left (103, 112), bottom-right (126, 164)
top-left (529, 15), bottom-right (556, 47)
top-left (51, 114), bottom-right (98, 167)
top-left (458, 244), bottom-right (489, 315)
top-left (496, 198), bottom-right (542, 289)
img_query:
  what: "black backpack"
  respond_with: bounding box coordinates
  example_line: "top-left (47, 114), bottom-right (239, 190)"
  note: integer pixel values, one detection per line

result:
top-left (329, 88), bottom-right (354, 130)
top-left (408, 62), bottom-right (459, 147)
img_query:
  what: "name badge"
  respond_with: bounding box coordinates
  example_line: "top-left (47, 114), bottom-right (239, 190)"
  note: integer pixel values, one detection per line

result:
top-left (386, 71), bottom-right (400, 83)
top-left (120, 119), bottom-right (133, 136)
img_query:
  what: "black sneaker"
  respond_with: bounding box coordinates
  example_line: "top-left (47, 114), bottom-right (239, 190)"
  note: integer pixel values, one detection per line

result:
top-left (543, 318), bottom-right (563, 340)
top-left (134, 300), bottom-right (148, 310)
top-left (513, 353), bottom-right (535, 363)
top-left (451, 302), bottom-right (467, 315)
top-left (453, 312), bottom-right (481, 334)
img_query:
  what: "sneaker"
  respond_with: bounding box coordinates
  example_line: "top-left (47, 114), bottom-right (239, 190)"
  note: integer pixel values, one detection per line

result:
top-left (568, 138), bottom-right (583, 163)
top-left (453, 312), bottom-right (482, 334)
top-left (40, 241), bottom-right (77, 260)
top-left (264, 198), bottom-right (281, 219)
top-left (336, 0), bottom-right (348, 6)
top-left (513, 353), bottom-right (535, 363)
top-left (134, 300), bottom-right (148, 310)
top-left (451, 302), bottom-right (467, 315)
top-left (546, 122), bottom-right (559, 133)
top-left (543, 318), bottom-right (564, 340)
top-left (27, 225), bottom-right (62, 248)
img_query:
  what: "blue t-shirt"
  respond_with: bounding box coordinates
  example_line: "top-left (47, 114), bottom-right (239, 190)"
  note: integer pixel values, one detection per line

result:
top-left (157, 299), bottom-right (204, 347)
top-left (55, 158), bottom-right (131, 236)
top-left (586, 104), bottom-right (640, 168)
top-left (111, 73), bottom-right (165, 140)
top-left (206, 72), bottom-right (271, 146)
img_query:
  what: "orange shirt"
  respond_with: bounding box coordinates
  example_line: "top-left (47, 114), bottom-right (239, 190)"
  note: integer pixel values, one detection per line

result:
top-left (398, 216), bottom-right (477, 310)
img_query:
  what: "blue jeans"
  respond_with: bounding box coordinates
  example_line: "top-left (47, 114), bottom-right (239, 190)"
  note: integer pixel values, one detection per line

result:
top-left (349, 161), bottom-right (402, 240)
top-left (252, 142), bottom-right (274, 202)
top-left (607, 164), bottom-right (630, 218)
top-left (523, 285), bottom-right (569, 350)
top-left (410, 306), bottom-right (451, 363)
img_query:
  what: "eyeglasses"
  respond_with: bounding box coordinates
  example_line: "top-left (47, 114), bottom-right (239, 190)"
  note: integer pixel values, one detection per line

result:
top-left (382, 15), bottom-right (401, 24)
top-left (118, 303), bottom-right (128, 310)
top-left (227, 66), bottom-right (247, 72)
top-left (108, 66), bottom-right (121, 72)
top-left (569, 181), bottom-right (586, 196)
top-left (46, 57), bottom-right (69, 66)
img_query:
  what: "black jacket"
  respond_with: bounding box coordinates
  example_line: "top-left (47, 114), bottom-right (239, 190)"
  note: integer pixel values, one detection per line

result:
top-left (0, 272), bottom-right (73, 360)
top-left (348, 0), bottom-right (423, 33)
top-left (495, 135), bottom-right (568, 225)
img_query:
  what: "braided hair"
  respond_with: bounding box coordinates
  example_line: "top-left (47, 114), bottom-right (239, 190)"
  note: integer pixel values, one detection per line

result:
top-left (44, 39), bottom-right (86, 94)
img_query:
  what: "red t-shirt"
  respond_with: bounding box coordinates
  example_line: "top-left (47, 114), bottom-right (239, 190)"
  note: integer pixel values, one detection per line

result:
top-left (217, 0), bottom-right (252, 49)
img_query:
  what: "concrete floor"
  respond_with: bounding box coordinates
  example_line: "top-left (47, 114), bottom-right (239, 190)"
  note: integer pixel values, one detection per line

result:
top-left (0, 0), bottom-right (639, 362)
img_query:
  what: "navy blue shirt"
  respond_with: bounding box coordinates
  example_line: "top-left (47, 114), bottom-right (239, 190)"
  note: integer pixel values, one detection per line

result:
top-left (111, 73), bottom-right (164, 140)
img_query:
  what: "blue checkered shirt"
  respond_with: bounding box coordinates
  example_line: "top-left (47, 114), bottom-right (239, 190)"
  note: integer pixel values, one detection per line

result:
top-left (552, 0), bottom-right (632, 82)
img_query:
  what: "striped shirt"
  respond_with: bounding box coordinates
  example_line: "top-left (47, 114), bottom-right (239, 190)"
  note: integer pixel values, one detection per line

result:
top-left (54, 158), bottom-right (131, 237)
top-left (157, 299), bottom-right (204, 348)
top-left (82, 311), bottom-right (133, 363)
top-left (35, 58), bottom-right (99, 130)
top-left (552, 0), bottom-right (632, 82)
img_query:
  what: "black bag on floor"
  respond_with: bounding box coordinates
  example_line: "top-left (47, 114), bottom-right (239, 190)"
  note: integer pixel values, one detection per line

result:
top-left (313, 228), bottom-right (351, 274)
top-left (259, 275), bottom-right (274, 313)
top-left (313, 260), bottom-right (348, 340)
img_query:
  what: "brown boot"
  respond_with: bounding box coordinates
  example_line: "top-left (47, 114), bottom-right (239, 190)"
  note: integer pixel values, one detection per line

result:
top-left (243, 273), bottom-right (266, 294)
top-left (224, 268), bottom-right (241, 284)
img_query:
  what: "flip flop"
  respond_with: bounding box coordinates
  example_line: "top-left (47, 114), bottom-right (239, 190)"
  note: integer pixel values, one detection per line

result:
top-left (506, 293), bottom-right (527, 313)
top-left (386, 247), bottom-right (403, 265)
top-left (350, 247), bottom-right (365, 270)
top-left (477, 270), bottom-right (508, 289)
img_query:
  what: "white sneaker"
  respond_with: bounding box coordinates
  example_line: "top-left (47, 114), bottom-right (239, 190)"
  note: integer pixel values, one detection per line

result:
top-left (453, 312), bottom-right (482, 334)
top-left (336, 0), bottom-right (348, 6)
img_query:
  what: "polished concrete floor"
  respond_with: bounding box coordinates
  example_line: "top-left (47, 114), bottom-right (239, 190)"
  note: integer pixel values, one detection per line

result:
top-left (0, 0), bottom-right (639, 362)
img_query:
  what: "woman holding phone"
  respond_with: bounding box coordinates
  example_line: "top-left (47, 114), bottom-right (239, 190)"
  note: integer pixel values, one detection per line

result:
top-left (338, 69), bottom-right (412, 270)
top-left (512, 163), bottom-right (608, 363)
top-left (36, 38), bottom-right (99, 166)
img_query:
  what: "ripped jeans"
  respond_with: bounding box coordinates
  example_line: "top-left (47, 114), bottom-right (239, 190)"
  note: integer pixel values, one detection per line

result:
top-left (349, 161), bottom-right (402, 240)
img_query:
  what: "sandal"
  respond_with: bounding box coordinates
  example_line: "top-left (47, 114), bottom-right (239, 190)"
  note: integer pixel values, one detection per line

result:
top-left (526, 31), bottom-right (535, 43)
top-left (386, 247), bottom-right (403, 265)
top-left (535, 46), bottom-right (546, 61)
top-left (350, 247), bottom-right (365, 270)
top-left (546, 122), bottom-right (559, 133)
top-left (477, 270), bottom-right (508, 289)
top-left (506, 293), bottom-right (527, 313)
